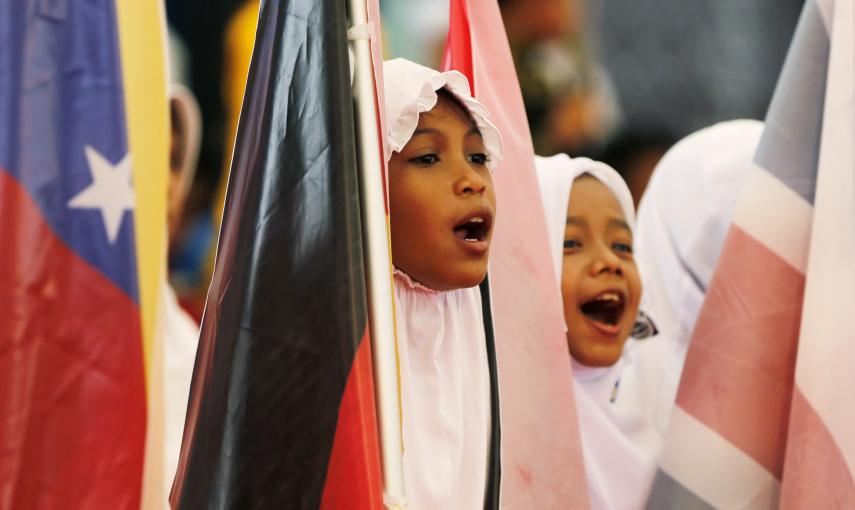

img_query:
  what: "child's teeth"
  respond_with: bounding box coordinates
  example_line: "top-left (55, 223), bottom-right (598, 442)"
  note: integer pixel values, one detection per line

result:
top-left (598, 293), bottom-right (619, 301)
top-left (469, 217), bottom-right (484, 223)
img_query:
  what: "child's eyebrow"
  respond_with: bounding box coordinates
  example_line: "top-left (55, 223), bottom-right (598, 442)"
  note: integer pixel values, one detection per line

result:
top-left (464, 127), bottom-right (483, 139)
top-left (412, 127), bottom-right (482, 139)
top-left (412, 127), bottom-right (441, 137)
top-left (609, 218), bottom-right (632, 234)
top-left (566, 216), bottom-right (631, 234)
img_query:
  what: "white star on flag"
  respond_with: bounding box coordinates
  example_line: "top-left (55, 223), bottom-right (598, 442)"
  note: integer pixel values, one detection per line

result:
top-left (68, 145), bottom-right (135, 244)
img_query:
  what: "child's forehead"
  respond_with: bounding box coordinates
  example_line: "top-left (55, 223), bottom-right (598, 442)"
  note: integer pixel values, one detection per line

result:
top-left (418, 95), bottom-right (479, 130)
top-left (568, 176), bottom-right (628, 221)
top-left (409, 101), bottom-right (483, 145)
top-left (571, 175), bottom-right (622, 203)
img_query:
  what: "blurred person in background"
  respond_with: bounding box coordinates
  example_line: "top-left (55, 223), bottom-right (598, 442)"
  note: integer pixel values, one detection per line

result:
top-left (596, 129), bottom-right (675, 208)
top-left (499, 0), bottom-right (619, 157)
top-left (586, 0), bottom-right (800, 207)
top-left (162, 27), bottom-right (206, 503)
top-left (198, 0), bottom-right (261, 307)
top-left (591, 0), bottom-right (801, 142)
top-left (166, 0), bottom-right (248, 318)
top-left (163, 84), bottom-right (204, 503)
top-left (163, 84), bottom-right (203, 504)
top-left (495, 0), bottom-right (801, 204)
top-left (381, 0), bottom-right (450, 67)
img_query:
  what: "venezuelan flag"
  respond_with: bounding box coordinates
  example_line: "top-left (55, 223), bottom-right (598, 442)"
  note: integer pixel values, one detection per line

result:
top-left (0, 1), bottom-right (168, 508)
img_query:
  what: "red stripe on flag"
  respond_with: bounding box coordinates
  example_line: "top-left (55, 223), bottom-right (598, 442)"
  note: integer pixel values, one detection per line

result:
top-left (780, 388), bottom-right (855, 508)
top-left (677, 225), bottom-right (803, 478)
top-left (0, 169), bottom-right (146, 509)
top-left (442, 0), bottom-right (474, 86)
top-left (443, 0), bottom-right (591, 507)
top-left (319, 329), bottom-right (383, 509)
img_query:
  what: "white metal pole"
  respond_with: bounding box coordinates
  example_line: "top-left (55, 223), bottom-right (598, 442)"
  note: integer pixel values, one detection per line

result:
top-left (346, 1), bottom-right (407, 508)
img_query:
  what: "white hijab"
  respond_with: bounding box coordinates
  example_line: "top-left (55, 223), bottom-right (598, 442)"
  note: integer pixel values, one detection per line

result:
top-left (535, 154), bottom-right (670, 510)
top-left (383, 58), bottom-right (502, 510)
top-left (634, 119), bottom-right (764, 391)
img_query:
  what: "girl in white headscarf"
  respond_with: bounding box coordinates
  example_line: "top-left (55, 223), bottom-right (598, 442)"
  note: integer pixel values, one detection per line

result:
top-left (634, 119), bottom-right (765, 390)
top-left (382, 58), bottom-right (503, 510)
top-left (536, 154), bottom-right (670, 510)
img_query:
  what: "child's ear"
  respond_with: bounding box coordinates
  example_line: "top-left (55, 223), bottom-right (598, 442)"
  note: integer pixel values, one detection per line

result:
top-left (167, 89), bottom-right (201, 210)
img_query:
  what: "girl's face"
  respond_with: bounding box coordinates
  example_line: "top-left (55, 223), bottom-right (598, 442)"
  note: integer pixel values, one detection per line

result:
top-left (561, 175), bottom-right (641, 367)
top-left (388, 95), bottom-right (496, 291)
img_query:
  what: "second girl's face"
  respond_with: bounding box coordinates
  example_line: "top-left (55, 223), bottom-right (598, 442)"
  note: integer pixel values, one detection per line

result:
top-left (561, 175), bottom-right (641, 367)
top-left (388, 94), bottom-right (496, 291)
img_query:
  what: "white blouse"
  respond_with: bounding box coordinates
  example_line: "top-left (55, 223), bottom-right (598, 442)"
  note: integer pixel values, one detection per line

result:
top-left (393, 270), bottom-right (491, 510)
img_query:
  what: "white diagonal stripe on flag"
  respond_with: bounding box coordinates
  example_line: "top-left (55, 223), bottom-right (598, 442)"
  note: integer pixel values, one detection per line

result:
top-left (782, 0), bottom-right (855, 503)
top-left (660, 407), bottom-right (780, 509)
top-left (731, 166), bottom-right (812, 274)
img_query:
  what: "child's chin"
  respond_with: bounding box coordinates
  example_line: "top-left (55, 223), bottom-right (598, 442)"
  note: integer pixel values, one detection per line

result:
top-left (435, 266), bottom-right (488, 291)
top-left (571, 349), bottom-right (623, 367)
top-left (567, 335), bottom-right (628, 368)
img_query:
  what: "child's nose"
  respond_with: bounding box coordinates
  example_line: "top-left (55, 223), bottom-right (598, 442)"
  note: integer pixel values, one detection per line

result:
top-left (453, 162), bottom-right (488, 196)
top-left (589, 244), bottom-right (623, 277)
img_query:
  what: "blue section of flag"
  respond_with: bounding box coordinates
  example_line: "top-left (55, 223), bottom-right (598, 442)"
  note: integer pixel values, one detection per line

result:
top-left (754, 0), bottom-right (829, 206)
top-left (0, 0), bottom-right (139, 301)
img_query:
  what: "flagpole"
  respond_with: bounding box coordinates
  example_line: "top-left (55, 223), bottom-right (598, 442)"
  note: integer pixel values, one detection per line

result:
top-left (347, 1), bottom-right (407, 508)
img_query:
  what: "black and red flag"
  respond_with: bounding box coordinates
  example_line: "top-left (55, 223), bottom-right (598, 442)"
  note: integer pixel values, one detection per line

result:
top-left (170, 0), bottom-right (383, 507)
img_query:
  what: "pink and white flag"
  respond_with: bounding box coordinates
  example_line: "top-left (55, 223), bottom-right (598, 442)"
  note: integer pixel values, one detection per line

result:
top-left (648, 0), bottom-right (854, 507)
top-left (779, 0), bottom-right (855, 507)
top-left (443, 0), bottom-right (590, 508)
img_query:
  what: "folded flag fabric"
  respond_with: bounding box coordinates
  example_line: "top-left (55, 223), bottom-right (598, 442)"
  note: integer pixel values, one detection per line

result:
top-left (0, 1), bottom-right (168, 508)
top-left (779, 0), bottom-right (855, 506)
top-left (444, 0), bottom-right (590, 507)
top-left (648, 1), bottom-right (854, 507)
top-left (170, 0), bottom-right (382, 508)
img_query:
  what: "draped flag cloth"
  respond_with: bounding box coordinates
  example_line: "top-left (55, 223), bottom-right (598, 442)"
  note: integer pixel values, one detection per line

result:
top-left (444, 1), bottom-right (590, 508)
top-left (0, 1), bottom-right (168, 508)
top-left (648, 0), bottom-right (855, 507)
top-left (169, 0), bottom-right (383, 508)
top-left (779, 0), bottom-right (855, 506)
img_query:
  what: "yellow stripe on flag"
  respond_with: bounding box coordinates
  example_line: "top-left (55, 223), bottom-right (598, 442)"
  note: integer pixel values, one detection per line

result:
top-left (114, 0), bottom-right (169, 507)
top-left (116, 0), bottom-right (168, 378)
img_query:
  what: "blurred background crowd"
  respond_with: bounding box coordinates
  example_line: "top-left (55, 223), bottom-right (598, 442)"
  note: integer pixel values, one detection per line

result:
top-left (165, 0), bottom-right (804, 321)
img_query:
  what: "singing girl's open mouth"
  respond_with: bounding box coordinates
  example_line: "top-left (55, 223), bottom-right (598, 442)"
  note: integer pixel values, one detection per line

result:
top-left (579, 289), bottom-right (626, 337)
top-left (452, 206), bottom-right (494, 255)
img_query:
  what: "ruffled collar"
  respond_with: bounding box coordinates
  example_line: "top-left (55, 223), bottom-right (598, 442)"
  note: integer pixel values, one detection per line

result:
top-left (393, 267), bottom-right (441, 294)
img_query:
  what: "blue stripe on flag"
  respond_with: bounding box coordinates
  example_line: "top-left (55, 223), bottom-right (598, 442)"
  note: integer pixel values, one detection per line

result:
top-left (646, 470), bottom-right (716, 510)
top-left (754, 0), bottom-right (829, 205)
top-left (0, 0), bottom-right (139, 301)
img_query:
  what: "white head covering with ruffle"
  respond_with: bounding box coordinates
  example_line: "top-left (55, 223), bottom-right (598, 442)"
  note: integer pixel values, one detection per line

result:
top-left (383, 58), bottom-right (496, 510)
top-left (383, 58), bottom-right (502, 170)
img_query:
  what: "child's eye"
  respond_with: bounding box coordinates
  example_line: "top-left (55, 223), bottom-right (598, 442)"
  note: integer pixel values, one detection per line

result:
top-left (613, 242), bottom-right (633, 254)
top-left (468, 152), bottom-right (490, 165)
top-left (409, 154), bottom-right (439, 165)
top-left (563, 239), bottom-right (582, 250)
